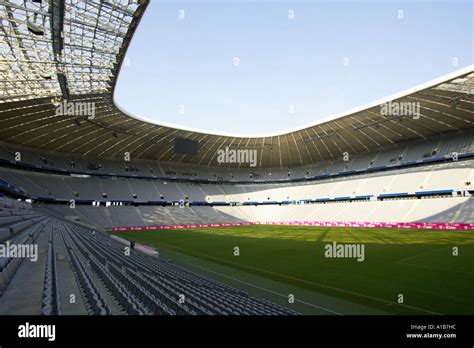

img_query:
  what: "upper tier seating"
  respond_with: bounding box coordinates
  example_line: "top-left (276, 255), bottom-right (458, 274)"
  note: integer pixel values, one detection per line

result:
top-left (1, 159), bottom-right (472, 203)
top-left (0, 129), bottom-right (472, 182)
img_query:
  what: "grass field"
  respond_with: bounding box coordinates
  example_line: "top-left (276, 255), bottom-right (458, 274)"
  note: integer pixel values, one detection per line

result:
top-left (114, 225), bottom-right (474, 315)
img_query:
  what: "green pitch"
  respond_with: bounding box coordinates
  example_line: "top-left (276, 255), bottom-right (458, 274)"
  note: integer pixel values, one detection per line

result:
top-left (113, 225), bottom-right (474, 315)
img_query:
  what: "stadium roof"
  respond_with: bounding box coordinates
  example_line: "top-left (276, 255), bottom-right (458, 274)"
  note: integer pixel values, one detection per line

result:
top-left (0, 0), bottom-right (473, 168)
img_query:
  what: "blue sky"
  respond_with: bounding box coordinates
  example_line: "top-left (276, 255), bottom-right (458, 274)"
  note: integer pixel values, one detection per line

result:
top-left (115, 0), bottom-right (473, 135)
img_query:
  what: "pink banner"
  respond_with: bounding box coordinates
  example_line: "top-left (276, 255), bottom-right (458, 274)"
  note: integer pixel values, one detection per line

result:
top-left (112, 221), bottom-right (474, 231)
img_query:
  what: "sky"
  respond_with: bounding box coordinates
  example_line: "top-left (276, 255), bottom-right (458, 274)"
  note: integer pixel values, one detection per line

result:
top-left (114, 0), bottom-right (473, 136)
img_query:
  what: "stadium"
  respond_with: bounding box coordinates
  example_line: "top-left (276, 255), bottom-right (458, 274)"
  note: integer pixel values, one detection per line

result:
top-left (0, 0), bottom-right (473, 320)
